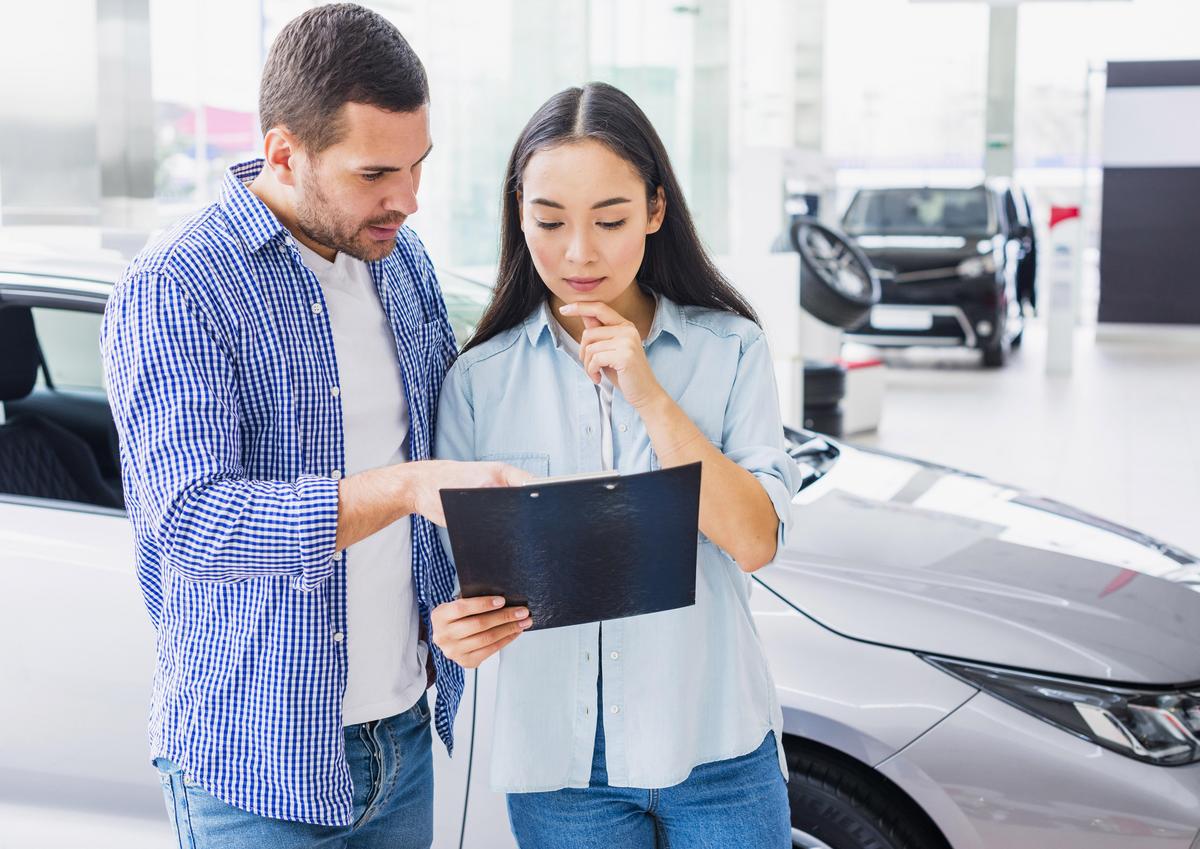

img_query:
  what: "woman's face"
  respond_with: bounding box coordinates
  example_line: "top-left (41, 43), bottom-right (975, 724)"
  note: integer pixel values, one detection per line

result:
top-left (519, 139), bottom-right (665, 307)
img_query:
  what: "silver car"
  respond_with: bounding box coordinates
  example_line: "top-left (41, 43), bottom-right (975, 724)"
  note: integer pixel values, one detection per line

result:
top-left (2, 233), bottom-right (1199, 849)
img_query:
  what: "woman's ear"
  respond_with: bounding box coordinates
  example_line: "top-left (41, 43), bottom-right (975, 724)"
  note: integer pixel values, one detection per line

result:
top-left (646, 185), bottom-right (666, 235)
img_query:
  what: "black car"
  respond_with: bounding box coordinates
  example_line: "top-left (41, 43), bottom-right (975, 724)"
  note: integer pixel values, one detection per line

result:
top-left (840, 181), bottom-right (1037, 367)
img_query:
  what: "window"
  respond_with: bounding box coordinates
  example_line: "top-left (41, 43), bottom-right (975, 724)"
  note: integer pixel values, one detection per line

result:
top-left (31, 308), bottom-right (106, 393)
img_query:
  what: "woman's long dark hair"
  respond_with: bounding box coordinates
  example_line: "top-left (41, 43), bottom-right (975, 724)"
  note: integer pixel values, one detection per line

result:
top-left (463, 82), bottom-right (759, 352)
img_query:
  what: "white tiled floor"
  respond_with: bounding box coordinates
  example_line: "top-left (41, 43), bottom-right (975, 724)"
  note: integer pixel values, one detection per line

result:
top-left (846, 317), bottom-right (1200, 557)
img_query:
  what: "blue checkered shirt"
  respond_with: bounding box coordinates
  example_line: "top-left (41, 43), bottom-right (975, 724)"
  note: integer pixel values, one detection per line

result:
top-left (100, 159), bottom-right (462, 826)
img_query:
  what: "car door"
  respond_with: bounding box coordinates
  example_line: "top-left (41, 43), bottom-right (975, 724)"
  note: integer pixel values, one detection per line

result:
top-left (0, 281), bottom-right (160, 822)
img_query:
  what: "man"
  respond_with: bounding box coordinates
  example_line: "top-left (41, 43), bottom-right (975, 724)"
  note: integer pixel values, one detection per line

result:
top-left (101, 5), bottom-right (532, 846)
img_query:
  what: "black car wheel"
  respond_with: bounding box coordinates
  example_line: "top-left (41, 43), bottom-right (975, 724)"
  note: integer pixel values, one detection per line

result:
top-left (787, 742), bottom-right (948, 849)
top-left (790, 218), bottom-right (880, 329)
top-left (982, 334), bottom-right (1010, 368)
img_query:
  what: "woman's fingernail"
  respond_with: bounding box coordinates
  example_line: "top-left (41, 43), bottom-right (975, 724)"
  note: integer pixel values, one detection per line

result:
top-left (520, 619), bottom-right (534, 629)
top-left (514, 608), bottom-right (529, 619)
top-left (493, 597), bottom-right (505, 607)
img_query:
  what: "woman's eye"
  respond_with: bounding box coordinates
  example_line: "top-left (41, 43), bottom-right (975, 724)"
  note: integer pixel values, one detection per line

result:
top-left (535, 220), bottom-right (563, 230)
top-left (362, 173), bottom-right (383, 183)
top-left (598, 220), bottom-right (627, 230)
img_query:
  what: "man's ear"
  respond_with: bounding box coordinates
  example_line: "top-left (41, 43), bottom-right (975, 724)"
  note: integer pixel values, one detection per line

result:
top-left (646, 185), bottom-right (666, 235)
top-left (263, 127), bottom-right (299, 188)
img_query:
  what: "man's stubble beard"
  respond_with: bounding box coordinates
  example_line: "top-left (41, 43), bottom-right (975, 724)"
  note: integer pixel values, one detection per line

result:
top-left (293, 170), bottom-right (404, 263)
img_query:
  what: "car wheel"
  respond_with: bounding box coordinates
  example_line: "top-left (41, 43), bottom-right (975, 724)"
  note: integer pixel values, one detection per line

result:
top-left (981, 330), bottom-right (1010, 368)
top-left (787, 743), bottom-right (947, 849)
top-left (790, 218), bottom-right (881, 329)
top-left (804, 361), bottom-right (847, 407)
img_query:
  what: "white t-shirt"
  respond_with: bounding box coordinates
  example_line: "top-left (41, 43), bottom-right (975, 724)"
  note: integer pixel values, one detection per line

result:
top-left (551, 311), bottom-right (616, 472)
top-left (296, 241), bottom-right (427, 726)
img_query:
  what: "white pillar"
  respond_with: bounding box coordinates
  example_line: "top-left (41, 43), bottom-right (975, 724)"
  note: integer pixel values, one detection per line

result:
top-left (97, 0), bottom-right (156, 230)
top-left (983, 4), bottom-right (1018, 178)
top-left (1045, 207), bottom-right (1082, 375)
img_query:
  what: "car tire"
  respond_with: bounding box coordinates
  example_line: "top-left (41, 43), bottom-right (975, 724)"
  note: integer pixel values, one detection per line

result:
top-left (803, 404), bottom-right (843, 438)
top-left (804, 361), bottom-right (847, 407)
top-left (790, 218), bottom-right (881, 329)
top-left (786, 743), bottom-right (947, 849)
top-left (982, 339), bottom-right (1008, 368)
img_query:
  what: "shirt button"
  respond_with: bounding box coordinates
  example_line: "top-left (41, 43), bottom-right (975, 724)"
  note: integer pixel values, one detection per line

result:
top-left (583, 652), bottom-right (590, 661)
top-left (333, 631), bottom-right (345, 643)
top-left (311, 302), bottom-right (323, 315)
top-left (609, 651), bottom-right (620, 661)
top-left (586, 426), bottom-right (594, 435)
top-left (610, 705), bottom-right (620, 715)
top-left (619, 424), bottom-right (628, 433)
top-left (331, 469), bottom-right (343, 480)
top-left (330, 386), bottom-right (341, 398)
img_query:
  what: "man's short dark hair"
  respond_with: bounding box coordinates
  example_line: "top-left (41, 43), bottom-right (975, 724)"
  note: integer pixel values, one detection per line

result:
top-left (259, 3), bottom-right (429, 152)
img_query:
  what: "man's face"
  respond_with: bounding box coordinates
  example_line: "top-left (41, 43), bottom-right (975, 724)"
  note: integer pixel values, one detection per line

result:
top-left (292, 102), bottom-right (432, 262)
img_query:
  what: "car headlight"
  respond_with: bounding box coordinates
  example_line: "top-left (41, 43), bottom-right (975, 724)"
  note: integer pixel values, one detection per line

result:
top-left (955, 253), bottom-right (998, 278)
top-left (923, 656), bottom-right (1200, 765)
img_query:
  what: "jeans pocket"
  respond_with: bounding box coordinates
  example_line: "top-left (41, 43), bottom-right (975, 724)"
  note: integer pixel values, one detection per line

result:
top-left (412, 693), bottom-right (431, 724)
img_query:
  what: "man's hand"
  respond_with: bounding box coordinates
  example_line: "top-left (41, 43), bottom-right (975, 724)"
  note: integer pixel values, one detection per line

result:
top-left (407, 460), bottom-right (532, 527)
top-left (335, 460), bottom-right (531, 551)
top-left (431, 596), bottom-right (532, 668)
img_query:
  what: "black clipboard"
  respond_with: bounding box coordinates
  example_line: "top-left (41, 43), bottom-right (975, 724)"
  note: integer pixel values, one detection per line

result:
top-left (439, 462), bottom-right (702, 630)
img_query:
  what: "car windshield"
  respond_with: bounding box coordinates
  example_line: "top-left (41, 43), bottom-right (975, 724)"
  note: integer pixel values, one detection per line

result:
top-left (843, 187), bottom-right (995, 236)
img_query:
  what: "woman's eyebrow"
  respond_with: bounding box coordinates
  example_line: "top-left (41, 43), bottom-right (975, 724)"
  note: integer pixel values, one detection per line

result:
top-left (592, 197), bottom-right (631, 209)
top-left (529, 197), bottom-right (632, 210)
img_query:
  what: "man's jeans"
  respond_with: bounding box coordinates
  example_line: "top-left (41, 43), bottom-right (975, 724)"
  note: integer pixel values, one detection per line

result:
top-left (154, 694), bottom-right (434, 849)
top-left (506, 713), bottom-right (791, 849)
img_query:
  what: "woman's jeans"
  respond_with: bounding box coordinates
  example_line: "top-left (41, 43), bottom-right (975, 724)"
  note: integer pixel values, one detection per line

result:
top-left (506, 704), bottom-right (791, 849)
top-left (154, 694), bottom-right (434, 849)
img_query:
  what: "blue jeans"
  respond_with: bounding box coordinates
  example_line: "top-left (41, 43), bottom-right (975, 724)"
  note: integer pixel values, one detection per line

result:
top-left (154, 694), bottom-right (434, 849)
top-left (506, 702), bottom-right (791, 849)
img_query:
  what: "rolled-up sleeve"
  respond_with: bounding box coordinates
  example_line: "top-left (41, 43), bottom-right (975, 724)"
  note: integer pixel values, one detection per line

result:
top-left (431, 359), bottom-right (476, 589)
top-left (720, 331), bottom-right (802, 551)
top-left (101, 271), bottom-right (340, 588)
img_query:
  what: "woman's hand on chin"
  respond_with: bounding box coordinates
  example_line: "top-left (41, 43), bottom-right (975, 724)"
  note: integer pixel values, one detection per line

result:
top-left (561, 301), bottom-right (666, 410)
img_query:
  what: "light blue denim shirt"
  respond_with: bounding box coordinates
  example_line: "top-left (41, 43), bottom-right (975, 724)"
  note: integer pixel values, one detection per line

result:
top-left (435, 292), bottom-right (800, 792)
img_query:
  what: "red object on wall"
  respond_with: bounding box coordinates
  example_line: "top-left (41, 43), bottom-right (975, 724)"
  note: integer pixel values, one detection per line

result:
top-left (1049, 205), bottom-right (1081, 229)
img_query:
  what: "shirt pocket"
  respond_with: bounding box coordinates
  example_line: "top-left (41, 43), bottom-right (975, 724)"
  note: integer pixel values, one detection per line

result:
top-left (481, 451), bottom-right (550, 478)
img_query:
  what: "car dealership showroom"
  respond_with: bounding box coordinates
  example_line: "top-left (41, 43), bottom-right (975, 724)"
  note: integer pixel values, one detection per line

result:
top-left (2, 1), bottom-right (1200, 848)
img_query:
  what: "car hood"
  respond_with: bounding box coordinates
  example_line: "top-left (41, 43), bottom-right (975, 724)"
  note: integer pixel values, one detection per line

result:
top-left (759, 443), bottom-right (1200, 684)
top-left (847, 233), bottom-right (993, 274)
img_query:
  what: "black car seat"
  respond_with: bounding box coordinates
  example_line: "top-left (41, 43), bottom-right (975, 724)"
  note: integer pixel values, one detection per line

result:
top-left (0, 306), bottom-right (124, 508)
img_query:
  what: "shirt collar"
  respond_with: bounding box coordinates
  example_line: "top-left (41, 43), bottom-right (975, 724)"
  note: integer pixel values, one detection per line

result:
top-left (219, 159), bottom-right (288, 254)
top-left (521, 289), bottom-right (687, 349)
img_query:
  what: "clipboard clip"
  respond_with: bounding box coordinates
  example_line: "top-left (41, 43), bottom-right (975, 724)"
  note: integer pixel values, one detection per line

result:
top-left (522, 469), bottom-right (621, 498)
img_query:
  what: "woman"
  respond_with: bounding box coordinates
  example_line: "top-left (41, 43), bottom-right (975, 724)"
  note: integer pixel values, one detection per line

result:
top-left (431, 82), bottom-right (799, 848)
